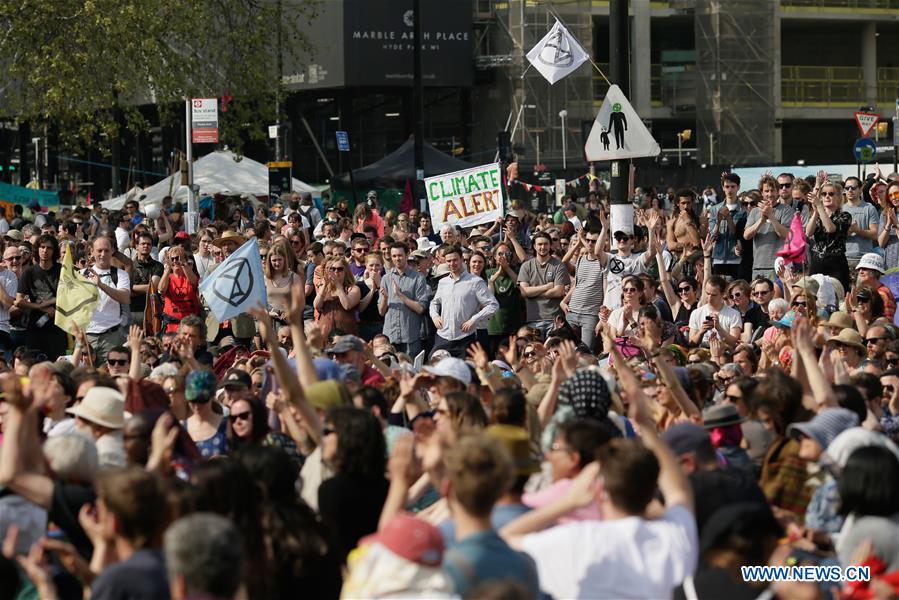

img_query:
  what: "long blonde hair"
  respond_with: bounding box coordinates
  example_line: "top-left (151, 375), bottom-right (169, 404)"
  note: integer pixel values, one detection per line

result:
top-left (323, 257), bottom-right (355, 291)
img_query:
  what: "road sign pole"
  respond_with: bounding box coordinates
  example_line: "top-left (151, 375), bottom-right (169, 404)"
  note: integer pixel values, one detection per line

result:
top-left (185, 99), bottom-right (195, 234)
top-left (336, 131), bottom-right (358, 207)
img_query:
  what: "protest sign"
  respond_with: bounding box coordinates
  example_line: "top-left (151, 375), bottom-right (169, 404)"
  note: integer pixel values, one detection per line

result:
top-left (425, 163), bottom-right (504, 230)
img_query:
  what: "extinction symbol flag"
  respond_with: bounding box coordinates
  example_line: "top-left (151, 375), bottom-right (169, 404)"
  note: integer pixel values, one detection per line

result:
top-left (54, 245), bottom-right (99, 334)
top-left (200, 237), bottom-right (267, 322)
top-left (584, 85), bottom-right (661, 161)
top-left (526, 20), bottom-right (590, 85)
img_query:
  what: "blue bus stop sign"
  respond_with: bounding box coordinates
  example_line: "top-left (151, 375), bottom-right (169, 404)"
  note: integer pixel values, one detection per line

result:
top-left (853, 137), bottom-right (877, 163)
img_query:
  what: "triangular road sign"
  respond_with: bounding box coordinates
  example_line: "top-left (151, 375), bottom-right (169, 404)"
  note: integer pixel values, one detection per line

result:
top-left (585, 85), bottom-right (660, 161)
top-left (854, 112), bottom-right (880, 138)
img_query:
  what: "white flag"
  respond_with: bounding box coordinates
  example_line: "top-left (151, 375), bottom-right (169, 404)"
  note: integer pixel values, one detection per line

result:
top-left (526, 20), bottom-right (590, 85)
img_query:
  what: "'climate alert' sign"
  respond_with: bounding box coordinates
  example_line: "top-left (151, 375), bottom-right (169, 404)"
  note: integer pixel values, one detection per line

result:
top-left (425, 162), bottom-right (504, 230)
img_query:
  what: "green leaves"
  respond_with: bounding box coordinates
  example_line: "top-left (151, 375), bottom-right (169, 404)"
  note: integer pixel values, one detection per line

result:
top-left (0, 0), bottom-right (316, 154)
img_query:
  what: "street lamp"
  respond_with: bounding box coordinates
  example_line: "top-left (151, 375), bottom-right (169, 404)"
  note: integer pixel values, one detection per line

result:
top-left (559, 109), bottom-right (568, 171)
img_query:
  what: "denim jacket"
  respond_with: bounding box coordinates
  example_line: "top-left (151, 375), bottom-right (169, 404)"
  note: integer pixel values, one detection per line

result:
top-left (707, 202), bottom-right (747, 263)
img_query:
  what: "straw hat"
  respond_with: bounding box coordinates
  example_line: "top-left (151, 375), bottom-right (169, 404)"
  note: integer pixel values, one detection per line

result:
top-left (825, 329), bottom-right (866, 354)
top-left (66, 387), bottom-right (125, 429)
top-left (822, 311), bottom-right (853, 331)
top-left (212, 230), bottom-right (245, 248)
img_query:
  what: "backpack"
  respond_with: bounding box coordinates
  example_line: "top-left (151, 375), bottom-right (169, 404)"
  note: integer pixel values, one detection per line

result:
top-left (83, 266), bottom-right (130, 327)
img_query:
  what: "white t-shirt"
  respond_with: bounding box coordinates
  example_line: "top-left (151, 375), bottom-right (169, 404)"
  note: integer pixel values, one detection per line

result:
top-left (608, 305), bottom-right (641, 338)
top-left (115, 226), bottom-right (131, 252)
top-left (603, 251), bottom-right (648, 310)
top-left (0, 217), bottom-right (9, 235)
top-left (86, 266), bottom-right (131, 334)
top-left (521, 505), bottom-right (698, 600)
top-left (688, 303), bottom-right (742, 344)
top-left (0, 269), bottom-right (17, 332)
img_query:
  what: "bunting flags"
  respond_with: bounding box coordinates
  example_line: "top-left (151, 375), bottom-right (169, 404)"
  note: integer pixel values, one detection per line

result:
top-left (508, 173), bottom-right (594, 193)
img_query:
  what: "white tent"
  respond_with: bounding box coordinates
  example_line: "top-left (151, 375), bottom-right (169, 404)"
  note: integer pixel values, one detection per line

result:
top-left (102, 150), bottom-right (316, 210)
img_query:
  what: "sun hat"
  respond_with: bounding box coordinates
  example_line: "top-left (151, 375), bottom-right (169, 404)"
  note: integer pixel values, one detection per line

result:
top-left (825, 329), bottom-right (866, 354)
top-left (702, 403), bottom-right (745, 429)
top-left (787, 407), bottom-right (859, 449)
top-left (66, 387), bottom-right (125, 429)
top-left (432, 263), bottom-right (451, 278)
top-left (822, 311), bottom-right (853, 330)
top-left (416, 237), bottom-right (438, 253)
top-left (856, 253), bottom-right (885, 274)
top-left (212, 230), bottom-right (245, 248)
top-left (4, 230), bottom-right (23, 242)
top-left (423, 357), bottom-right (472, 386)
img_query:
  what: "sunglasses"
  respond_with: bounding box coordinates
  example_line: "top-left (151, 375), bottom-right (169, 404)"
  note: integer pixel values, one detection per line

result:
top-left (107, 359), bottom-right (129, 366)
top-left (866, 337), bottom-right (887, 344)
top-left (523, 351), bottom-right (537, 359)
top-left (845, 185), bottom-right (858, 191)
top-left (887, 358), bottom-right (899, 368)
top-left (752, 289), bottom-right (771, 296)
top-left (328, 266), bottom-right (345, 272)
top-left (857, 295), bottom-right (871, 303)
top-left (730, 292), bottom-right (743, 299)
top-left (792, 299), bottom-right (806, 306)
top-left (229, 411), bottom-right (251, 423)
top-left (3, 256), bottom-right (19, 262)
top-left (622, 287), bottom-right (639, 293)
top-left (615, 235), bottom-right (633, 242)
top-left (678, 286), bottom-right (692, 293)
top-left (820, 191), bottom-right (836, 197)
top-left (779, 183), bottom-right (793, 189)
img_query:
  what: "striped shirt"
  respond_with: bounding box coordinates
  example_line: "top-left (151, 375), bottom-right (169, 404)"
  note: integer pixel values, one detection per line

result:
top-left (568, 255), bottom-right (604, 315)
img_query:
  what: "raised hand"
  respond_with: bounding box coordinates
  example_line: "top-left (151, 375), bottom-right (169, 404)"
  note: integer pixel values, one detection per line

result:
top-left (701, 230), bottom-right (717, 254)
top-left (127, 324), bottom-right (144, 353)
top-left (502, 334), bottom-right (518, 366)
top-left (557, 339), bottom-right (578, 375)
top-left (466, 342), bottom-right (490, 371)
top-left (248, 304), bottom-right (275, 343)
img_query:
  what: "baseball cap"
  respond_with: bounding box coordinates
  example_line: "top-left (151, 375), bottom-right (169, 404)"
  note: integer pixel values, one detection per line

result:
top-left (791, 276), bottom-right (819, 298)
top-left (326, 335), bottom-right (365, 355)
top-left (661, 422), bottom-right (712, 456)
top-left (174, 231), bottom-right (190, 240)
top-left (360, 513), bottom-right (444, 567)
top-left (423, 357), bottom-right (471, 386)
top-left (221, 368), bottom-right (252, 390)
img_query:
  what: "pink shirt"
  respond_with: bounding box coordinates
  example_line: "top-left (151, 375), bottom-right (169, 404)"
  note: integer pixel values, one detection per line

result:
top-left (522, 478), bottom-right (603, 523)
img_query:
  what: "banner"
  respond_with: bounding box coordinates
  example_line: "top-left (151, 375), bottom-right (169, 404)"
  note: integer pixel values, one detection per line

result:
top-left (199, 237), bottom-right (267, 322)
top-left (0, 181), bottom-right (60, 218)
top-left (526, 19), bottom-right (589, 85)
top-left (54, 245), bottom-right (100, 334)
top-left (425, 163), bottom-right (504, 230)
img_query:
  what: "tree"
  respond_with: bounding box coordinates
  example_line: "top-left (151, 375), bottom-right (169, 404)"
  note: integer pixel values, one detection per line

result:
top-left (0, 0), bottom-right (317, 154)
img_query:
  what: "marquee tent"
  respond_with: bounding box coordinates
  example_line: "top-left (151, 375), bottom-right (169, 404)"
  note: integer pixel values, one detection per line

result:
top-left (102, 150), bottom-right (316, 210)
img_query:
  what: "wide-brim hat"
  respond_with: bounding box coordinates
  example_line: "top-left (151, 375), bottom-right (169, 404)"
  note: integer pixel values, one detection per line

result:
top-left (212, 230), bottom-right (245, 248)
top-left (825, 328), bottom-right (866, 353)
top-left (66, 387), bottom-right (125, 429)
top-left (856, 253), bottom-right (885, 274)
top-left (822, 311), bottom-right (853, 330)
top-left (416, 237), bottom-right (437, 253)
top-left (702, 403), bottom-right (745, 429)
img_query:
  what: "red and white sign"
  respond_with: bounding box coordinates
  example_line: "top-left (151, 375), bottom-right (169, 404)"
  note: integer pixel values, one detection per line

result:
top-left (854, 111), bottom-right (880, 138)
top-left (191, 98), bottom-right (219, 144)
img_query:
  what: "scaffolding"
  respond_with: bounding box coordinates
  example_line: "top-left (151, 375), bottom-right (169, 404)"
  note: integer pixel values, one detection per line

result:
top-left (471, 0), bottom-right (594, 172)
top-left (694, 0), bottom-right (776, 165)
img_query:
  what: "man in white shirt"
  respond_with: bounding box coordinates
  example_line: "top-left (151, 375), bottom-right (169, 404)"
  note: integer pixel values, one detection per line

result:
top-left (114, 212), bottom-right (132, 253)
top-left (84, 236), bottom-right (131, 364)
top-left (688, 274), bottom-right (742, 347)
top-left (501, 351), bottom-right (698, 599)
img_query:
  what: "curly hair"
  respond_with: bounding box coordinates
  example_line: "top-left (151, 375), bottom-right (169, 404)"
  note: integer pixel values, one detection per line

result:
top-left (327, 407), bottom-right (386, 479)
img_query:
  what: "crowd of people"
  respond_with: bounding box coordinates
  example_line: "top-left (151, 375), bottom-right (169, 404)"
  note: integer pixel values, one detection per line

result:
top-left (1, 166), bottom-right (899, 598)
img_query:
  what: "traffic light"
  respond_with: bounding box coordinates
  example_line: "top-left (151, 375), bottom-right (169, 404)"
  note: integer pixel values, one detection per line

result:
top-left (679, 129), bottom-right (692, 141)
top-left (877, 122), bottom-right (889, 138)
